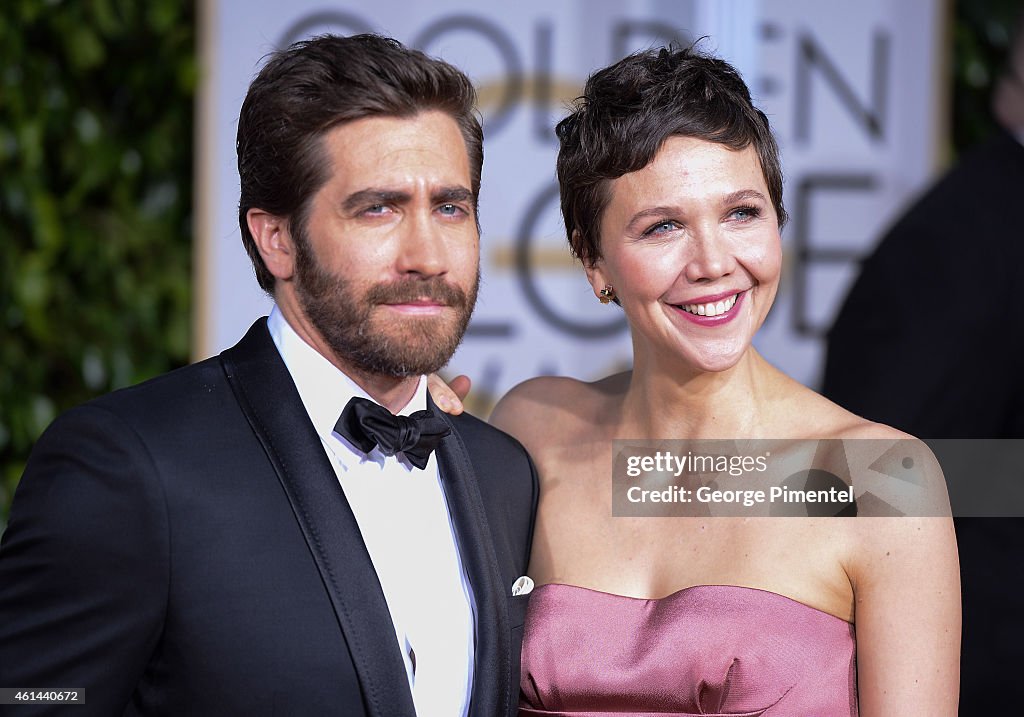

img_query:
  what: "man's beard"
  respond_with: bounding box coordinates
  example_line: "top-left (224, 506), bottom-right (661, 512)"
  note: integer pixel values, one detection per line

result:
top-left (292, 233), bottom-right (478, 378)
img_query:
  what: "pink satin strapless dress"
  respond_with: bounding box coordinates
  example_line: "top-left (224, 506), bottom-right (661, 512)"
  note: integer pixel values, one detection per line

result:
top-left (519, 583), bottom-right (857, 716)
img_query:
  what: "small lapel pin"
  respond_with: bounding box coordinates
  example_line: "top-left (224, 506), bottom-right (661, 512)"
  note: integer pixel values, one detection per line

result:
top-left (512, 575), bottom-right (534, 596)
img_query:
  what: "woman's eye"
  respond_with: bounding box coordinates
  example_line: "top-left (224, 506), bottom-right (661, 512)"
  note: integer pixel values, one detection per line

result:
top-left (730, 205), bottom-right (761, 221)
top-left (643, 220), bottom-right (677, 236)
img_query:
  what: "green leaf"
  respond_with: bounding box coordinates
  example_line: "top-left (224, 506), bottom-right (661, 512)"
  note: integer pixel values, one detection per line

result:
top-left (66, 25), bottom-right (106, 70)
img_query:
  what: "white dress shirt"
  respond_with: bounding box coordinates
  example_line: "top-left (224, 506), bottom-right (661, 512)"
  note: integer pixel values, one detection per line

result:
top-left (268, 307), bottom-right (475, 717)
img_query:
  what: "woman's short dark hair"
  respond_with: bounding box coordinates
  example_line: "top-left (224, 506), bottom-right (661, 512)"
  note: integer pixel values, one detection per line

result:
top-left (236, 34), bottom-right (483, 292)
top-left (556, 45), bottom-right (787, 266)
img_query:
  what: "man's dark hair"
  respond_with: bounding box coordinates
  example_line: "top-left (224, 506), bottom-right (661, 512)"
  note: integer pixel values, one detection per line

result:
top-left (237, 33), bottom-right (483, 292)
top-left (555, 45), bottom-right (787, 266)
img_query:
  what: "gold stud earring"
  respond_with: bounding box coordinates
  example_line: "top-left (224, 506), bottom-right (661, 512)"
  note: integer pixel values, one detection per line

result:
top-left (598, 285), bottom-right (616, 304)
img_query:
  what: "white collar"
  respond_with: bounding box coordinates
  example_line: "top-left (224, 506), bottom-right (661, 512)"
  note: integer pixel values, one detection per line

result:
top-left (266, 306), bottom-right (428, 456)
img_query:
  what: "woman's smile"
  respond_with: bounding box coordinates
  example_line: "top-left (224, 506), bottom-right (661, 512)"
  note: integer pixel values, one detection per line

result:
top-left (670, 289), bottom-right (748, 325)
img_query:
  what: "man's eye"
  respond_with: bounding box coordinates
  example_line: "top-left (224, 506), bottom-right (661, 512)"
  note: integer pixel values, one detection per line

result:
top-left (365, 204), bottom-right (387, 214)
top-left (439, 203), bottom-right (464, 216)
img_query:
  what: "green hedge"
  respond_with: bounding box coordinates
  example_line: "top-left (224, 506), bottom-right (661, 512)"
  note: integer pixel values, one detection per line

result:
top-left (953, 0), bottom-right (1022, 150)
top-left (0, 2), bottom-right (1019, 528)
top-left (1, 1), bottom-right (195, 528)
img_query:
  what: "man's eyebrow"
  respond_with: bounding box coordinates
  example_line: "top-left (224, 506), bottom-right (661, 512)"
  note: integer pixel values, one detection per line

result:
top-left (432, 186), bottom-right (474, 204)
top-left (342, 189), bottom-right (411, 213)
top-left (341, 187), bottom-right (475, 213)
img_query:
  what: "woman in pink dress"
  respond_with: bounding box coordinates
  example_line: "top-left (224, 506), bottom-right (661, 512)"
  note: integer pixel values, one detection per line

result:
top-left (435, 45), bottom-right (959, 716)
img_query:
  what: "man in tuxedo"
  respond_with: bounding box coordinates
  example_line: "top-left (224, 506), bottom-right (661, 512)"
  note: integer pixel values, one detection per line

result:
top-left (0, 34), bottom-right (537, 716)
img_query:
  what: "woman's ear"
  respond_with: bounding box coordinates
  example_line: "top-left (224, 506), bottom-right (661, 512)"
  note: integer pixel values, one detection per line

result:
top-left (584, 262), bottom-right (608, 297)
top-left (581, 237), bottom-right (616, 304)
top-left (583, 256), bottom-right (620, 306)
top-left (578, 231), bottom-right (604, 294)
top-left (247, 209), bottom-right (295, 282)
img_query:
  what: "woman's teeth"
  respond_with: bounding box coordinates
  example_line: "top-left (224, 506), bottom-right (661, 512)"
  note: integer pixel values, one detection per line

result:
top-left (680, 293), bottom-right (739, 317)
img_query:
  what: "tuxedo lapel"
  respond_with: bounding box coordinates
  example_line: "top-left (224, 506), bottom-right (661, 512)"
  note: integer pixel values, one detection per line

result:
top-left (430, 396), bottom-right (512, 717)
top-left (220, 320), bottom-right (416, 717)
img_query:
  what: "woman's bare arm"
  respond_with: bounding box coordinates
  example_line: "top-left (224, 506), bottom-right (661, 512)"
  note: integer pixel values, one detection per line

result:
top-left (851, 514), bottom-right (960, 715)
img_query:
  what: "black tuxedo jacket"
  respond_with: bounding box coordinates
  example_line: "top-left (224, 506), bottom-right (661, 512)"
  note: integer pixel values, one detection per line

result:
top-left (0, 319), bottom-right (538, 716)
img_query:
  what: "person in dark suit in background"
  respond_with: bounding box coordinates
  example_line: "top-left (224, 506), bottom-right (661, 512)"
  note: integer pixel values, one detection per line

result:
top-left (0, 34), bottom-right (537, 716)
top-left (823, 14), bottom-right (1024, 712)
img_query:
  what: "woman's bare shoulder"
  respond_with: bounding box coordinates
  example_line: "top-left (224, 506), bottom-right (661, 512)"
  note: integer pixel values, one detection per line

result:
top-left (764, 375), bottom-right (952, 517)
top-left (793, 388), bottom-right (953, 520)
top-left (776, 376), bottom-right (910, 440)
top-left (490, 372), bottom-right (628, 445)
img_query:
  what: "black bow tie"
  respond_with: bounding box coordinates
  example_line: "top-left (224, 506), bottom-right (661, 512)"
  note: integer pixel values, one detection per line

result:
top-left (334, 396), bottom-right (450, 470)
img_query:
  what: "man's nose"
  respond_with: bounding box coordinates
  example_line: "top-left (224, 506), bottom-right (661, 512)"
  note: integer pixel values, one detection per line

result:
top-left (395, 209), bottom-right (446, 276)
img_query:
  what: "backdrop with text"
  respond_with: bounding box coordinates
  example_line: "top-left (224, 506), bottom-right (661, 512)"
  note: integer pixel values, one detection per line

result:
top-left (197, 0), bottom-right (947, 408)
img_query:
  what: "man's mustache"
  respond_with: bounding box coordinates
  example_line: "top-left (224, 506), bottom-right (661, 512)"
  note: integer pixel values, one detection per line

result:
top-left (364, 277), bottom-right (471, 308)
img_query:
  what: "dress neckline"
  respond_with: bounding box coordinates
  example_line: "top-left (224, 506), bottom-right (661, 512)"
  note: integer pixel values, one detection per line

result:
top-left (532, 582), bottom-right (854, 624)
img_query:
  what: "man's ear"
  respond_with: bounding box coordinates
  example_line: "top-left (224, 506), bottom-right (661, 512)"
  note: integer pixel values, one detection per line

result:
top-left (247, 209), bottom-right (295, 281)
